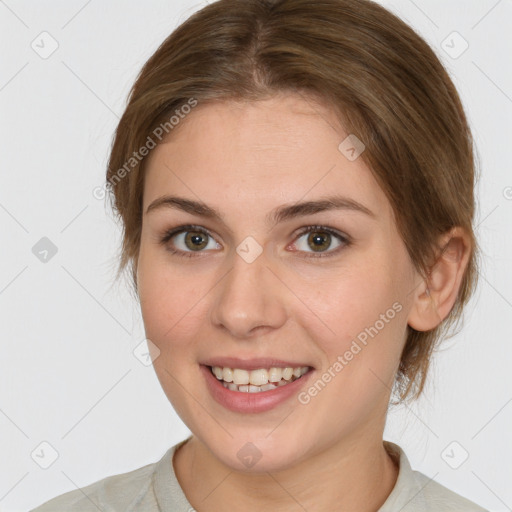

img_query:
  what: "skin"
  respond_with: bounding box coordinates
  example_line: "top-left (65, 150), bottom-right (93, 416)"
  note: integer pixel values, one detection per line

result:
top-left (136, 92), bottom-right (471, 511)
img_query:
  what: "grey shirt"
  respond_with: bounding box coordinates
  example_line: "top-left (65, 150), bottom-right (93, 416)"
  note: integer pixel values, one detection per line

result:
top-left (30, 437), bottom-right (488, 511)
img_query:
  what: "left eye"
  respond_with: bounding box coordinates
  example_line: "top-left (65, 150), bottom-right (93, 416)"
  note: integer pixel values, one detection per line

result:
top-left (292, 226), bottom-right (349, 257)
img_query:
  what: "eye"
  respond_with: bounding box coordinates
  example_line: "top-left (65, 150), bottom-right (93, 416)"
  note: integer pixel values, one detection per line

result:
top-left (159, 224), bottom-right (351, 259)
top-left (159, 224), bottom-right (220, 258)
top-left (291, 225), bottom-right (350, 258)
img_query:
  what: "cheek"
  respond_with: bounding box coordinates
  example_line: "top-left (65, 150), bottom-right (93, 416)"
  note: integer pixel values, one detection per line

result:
top-left (137, 247), bottom-right (194, 349)
top-left (293, 277), bottom-right (406, 435)
top-left (137, 257), bottom-right (206, 411)
top-left (299, 255), bottom-right (401, 339)
top-left (294, 256), bottom-right (407, 393)
top-left (139, 276), bottom-right (202, 349)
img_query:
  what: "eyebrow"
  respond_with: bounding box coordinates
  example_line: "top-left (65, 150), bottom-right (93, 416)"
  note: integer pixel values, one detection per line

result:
top-left (145, 194), bottom-right (376, 227)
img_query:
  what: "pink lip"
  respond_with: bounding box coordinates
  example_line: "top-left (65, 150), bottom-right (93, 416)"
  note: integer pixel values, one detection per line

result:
top-left (200, 364), bottom-right (315, 413)
top-left (200, 356), bottom-right (313, 372)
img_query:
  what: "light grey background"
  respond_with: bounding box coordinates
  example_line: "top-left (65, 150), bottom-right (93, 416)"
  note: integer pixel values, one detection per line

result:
top-left (1, 1), bottom-right (510, 511)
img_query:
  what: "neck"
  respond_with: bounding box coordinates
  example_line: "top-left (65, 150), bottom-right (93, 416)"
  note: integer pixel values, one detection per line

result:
top-left (173, 429), bottom-right (399, 511)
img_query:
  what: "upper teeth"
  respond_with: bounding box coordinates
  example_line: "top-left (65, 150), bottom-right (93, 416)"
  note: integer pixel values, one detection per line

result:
top-left (211, 366), bottom-right (310, 385)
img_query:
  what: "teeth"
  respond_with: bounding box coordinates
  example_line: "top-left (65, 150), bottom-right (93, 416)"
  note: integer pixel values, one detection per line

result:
top-left (211, 365), bottom-right (310, 392)
top-left (249, 369), bottom-right (268, 386)
top-left (222, 367), bottom-right (233, 382)
top-left (268, 367), bottom-right (281, 382)
top-left (233, 369), bottom-right (250, 385)
top-left (282, 367), bottom-right (293, 380)
top-left (239, 385), bottom-right (262, 393)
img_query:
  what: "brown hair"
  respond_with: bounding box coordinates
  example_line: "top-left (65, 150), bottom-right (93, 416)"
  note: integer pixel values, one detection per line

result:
top-left (105, 0), bottom-right (481, 403)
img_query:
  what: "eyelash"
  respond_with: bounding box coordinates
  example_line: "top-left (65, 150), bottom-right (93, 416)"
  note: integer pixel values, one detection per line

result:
top-left (158, 224), bottom-right (351, 259)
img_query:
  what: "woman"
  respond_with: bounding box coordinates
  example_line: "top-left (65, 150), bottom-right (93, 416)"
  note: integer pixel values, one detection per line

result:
top-left (32, 0), bottom-right (488, 510)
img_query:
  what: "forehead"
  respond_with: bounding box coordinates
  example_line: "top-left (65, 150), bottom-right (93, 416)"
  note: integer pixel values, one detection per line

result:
top-left (142, 94), bottom-right (391, 221)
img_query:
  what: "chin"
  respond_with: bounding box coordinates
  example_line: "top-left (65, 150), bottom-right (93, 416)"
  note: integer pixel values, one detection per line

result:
top-left (199, 429), bottom-right (315, 474)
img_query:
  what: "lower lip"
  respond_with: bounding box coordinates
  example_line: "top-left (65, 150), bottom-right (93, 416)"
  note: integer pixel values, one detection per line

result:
top-left (200, 364), bottom-right (315, 413)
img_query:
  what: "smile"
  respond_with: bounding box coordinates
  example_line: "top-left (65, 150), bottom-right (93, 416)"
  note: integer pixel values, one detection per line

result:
top-left (210, 365), bottom-right (311, 392)
top-left (201, 363), bottom-right (316, 413)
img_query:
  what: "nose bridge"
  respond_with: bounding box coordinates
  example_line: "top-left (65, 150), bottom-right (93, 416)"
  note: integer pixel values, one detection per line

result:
top-left (210, 244), bottom-right (287, 337)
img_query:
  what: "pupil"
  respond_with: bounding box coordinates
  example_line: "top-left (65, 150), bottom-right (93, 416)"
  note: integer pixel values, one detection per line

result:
top-left (187, 232), bottom-right (207, 250)
top-left (310, 232), bottom-right (329, 251)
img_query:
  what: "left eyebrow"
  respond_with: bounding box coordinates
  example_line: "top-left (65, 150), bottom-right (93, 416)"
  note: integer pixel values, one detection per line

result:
top-left (145, 194), bottom-right (376, 228)
top-left (269, 195), bottom-right (376, 225)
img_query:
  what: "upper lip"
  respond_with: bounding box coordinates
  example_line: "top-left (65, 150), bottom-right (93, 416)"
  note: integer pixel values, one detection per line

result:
top-left (201, 357), bottom-right (314, 371)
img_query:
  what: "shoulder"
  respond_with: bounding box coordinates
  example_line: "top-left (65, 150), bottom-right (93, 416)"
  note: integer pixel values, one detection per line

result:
top-left (29, 458), bottom-right (159, 511)
top-left (413, 470), bottom-right (489, 512)
top-left (382, 441), bottom-right (489, 512)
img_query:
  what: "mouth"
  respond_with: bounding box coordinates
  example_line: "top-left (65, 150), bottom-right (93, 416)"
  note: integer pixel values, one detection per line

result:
top-left (205, 364), bottom-right (313, 393)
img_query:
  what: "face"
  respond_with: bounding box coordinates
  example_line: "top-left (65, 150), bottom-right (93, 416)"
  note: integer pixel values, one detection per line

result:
top-left (137, 93), bottom-right (419, 473)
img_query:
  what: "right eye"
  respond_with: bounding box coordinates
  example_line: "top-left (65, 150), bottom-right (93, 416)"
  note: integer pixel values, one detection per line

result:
top-left (159, 225), bottom-right (221, 258)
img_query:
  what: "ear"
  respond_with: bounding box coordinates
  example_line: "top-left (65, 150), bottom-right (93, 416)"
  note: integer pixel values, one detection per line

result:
top-left (407, 226), bottom-right (472, 332)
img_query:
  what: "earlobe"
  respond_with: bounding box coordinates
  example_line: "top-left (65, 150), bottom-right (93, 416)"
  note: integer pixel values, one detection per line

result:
top-left (407, 227), bottom-right (471, 332)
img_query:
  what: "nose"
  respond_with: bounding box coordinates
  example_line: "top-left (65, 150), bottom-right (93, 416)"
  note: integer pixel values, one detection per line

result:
top-left (209, 248), bottom-right (288, 339)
